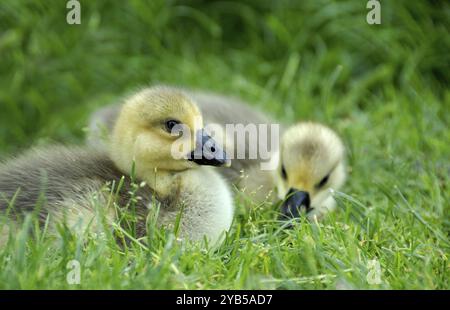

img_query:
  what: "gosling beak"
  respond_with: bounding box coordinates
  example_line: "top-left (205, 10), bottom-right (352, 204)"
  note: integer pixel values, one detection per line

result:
top-left (279, 188), bottom-right (312, 220)
top-left (188, 129), bottom-right (231, 167)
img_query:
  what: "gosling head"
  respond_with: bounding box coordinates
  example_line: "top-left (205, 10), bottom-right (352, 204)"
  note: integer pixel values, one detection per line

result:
top-left (110, 86), bottom-right (230, 181)
top-left (275, 122), bottom-right (346, 220)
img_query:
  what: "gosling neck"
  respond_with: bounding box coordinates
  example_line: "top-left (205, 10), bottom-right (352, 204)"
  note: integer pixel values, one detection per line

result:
top-left (140, 168), bottom-right (183, 199)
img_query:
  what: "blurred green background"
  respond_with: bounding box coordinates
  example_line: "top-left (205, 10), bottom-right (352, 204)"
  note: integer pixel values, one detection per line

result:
top-left (0, 0), bottom-right (449, 289)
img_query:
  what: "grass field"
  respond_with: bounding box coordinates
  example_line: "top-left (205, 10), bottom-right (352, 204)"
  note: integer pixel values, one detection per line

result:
top-left (0, 0), bottom-right (448, 289)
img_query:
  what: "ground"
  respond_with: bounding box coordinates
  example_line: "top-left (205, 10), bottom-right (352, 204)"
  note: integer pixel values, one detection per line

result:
top-left (0, 0), bottom-right (448, 289)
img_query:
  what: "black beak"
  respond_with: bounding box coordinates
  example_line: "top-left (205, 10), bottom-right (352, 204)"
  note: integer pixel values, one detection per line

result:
top-left (279, 188), bottom-right (312, 220)
top-left (187, 129), bottom-right (231, 167)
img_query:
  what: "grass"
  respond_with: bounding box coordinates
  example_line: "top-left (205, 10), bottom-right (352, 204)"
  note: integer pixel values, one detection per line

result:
top-left (0, 0), bottom-right (449, 289)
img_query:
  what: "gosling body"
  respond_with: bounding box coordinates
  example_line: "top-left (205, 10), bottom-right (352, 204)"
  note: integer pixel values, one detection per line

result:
top-left (0, 86), bottom-right (234, 244)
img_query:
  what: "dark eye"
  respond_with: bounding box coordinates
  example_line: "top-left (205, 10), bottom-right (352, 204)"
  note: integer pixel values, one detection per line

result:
top-left (165, 119), bottom-right (180, 133)
top-left (316, 174), bottom-right (330, 189)
top-left (281, 165), bottom-right (288, 180)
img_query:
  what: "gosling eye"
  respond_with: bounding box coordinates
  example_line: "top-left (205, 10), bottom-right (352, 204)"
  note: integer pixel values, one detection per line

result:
top-left (164, 119), bottom-right (181, 133)
top-left (316, 174), bottom-right (330, 189)
top-left (281, 165), bottom-right (288, 180)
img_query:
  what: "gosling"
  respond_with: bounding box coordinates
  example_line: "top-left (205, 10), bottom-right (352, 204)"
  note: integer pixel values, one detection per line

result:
top-left (0, 86), bottom-right (234, 245)
top-left (275, 122), bottom-right (346, 221)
